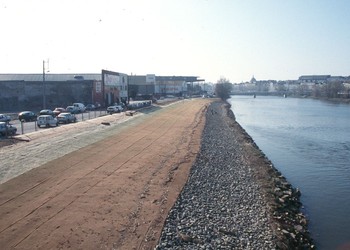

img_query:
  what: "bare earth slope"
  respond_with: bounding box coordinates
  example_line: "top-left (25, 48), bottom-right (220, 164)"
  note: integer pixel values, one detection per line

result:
top-left (0, 99), bottom-right (211, 249)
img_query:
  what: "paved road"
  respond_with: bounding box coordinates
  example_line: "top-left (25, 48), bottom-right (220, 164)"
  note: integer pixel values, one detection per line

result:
top-left (0, 99), bottom-right (211, 249)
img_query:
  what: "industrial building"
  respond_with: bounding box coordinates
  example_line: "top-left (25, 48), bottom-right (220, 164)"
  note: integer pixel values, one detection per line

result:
top-left (128, 75), bottom-right (204, 99)
top-left (0, 72), bottom-right (203, 111)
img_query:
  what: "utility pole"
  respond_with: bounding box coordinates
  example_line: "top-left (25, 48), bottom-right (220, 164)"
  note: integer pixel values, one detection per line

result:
top-left (42, 60), bottom-right (46, 109)
top-left (42, 59), bottom-right (50, 109)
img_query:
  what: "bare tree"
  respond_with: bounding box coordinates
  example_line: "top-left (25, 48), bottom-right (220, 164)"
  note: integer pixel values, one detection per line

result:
top-left (215, 77), bottom-right (232, 100)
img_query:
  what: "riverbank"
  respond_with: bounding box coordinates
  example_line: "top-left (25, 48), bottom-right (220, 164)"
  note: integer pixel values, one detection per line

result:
top-left (312, 96), bottom-right (350, 104)
top-left (0, 99), bottom-right (314, 249)
top-left (157, 101), bottom-right (314, 249)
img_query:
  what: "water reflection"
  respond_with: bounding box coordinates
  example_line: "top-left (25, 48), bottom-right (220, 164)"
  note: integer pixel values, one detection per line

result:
top-left (229, 95), bottom-right (350, 250)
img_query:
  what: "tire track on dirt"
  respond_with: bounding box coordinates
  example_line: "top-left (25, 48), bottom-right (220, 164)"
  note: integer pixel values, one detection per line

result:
top-left (0, 115), bottom-right (167, 206)
top-left (0, 114), bottom-right (171, 237)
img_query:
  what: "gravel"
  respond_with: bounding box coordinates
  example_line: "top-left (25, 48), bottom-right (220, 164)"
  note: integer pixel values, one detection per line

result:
top-left (156, 102), bottom-right (277, 249)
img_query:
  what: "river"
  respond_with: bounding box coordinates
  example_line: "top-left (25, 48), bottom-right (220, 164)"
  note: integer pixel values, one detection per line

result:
top-left (228, 95), bottom-right (350, 250)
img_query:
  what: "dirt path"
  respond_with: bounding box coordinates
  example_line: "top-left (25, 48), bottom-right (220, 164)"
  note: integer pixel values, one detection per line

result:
top-left (0, 99), bottom-right (211, 249)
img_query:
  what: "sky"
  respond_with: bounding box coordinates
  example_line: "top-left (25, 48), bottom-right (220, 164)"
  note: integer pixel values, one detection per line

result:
top-left (1, 0), bottom-right (350, 83)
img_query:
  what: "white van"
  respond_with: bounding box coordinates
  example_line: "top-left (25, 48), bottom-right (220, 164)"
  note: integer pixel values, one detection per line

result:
top-left (37, 115), bottom-right (58, 128)
top-left (73, 103), bottom-right (86, 112)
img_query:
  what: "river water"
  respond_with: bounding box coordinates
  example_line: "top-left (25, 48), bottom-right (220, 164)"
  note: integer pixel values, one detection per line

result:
top-left (228, 95), bottom-right (350, 250)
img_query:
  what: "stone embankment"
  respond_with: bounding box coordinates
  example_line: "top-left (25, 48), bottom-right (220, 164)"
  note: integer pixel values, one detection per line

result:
top-left (156, 101), bottom-right (314, 249)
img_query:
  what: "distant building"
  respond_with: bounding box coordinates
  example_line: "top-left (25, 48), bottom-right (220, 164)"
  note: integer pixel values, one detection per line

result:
top-left (298, 75), bottom-right (331, 84)
top-left (201, 83), bottom-right (214, 94)
top-left (250, 76), bottom-right (257, 84)
top-left (0, 73), bottom-right (100, 111)
top-left (128, 75), bottom-right (204, 98)
top-left (327, 76), bottom-right (346, 82)
top-left (128, 75), bottom-right (156, 97)
top-left (102, 70), bottom-right (128, 106)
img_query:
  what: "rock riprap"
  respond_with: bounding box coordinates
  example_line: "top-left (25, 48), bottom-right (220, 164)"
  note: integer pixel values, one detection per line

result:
top-left (156, 101), bottom-right (313, 249)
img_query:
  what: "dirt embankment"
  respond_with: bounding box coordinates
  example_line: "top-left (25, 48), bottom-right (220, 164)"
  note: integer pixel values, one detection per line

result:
top-left (0, 99), bottom-right (211, 249)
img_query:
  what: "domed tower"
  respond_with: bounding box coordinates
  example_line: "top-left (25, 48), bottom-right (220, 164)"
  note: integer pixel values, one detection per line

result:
top-left (250, 75), bottom-right (257, 84)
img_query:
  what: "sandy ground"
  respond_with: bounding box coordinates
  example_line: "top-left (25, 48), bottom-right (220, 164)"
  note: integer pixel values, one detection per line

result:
top-left (0, 99), bottom-right (211, 249)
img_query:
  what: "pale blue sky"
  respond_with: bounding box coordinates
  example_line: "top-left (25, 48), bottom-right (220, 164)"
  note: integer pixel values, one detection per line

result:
top-left (1, 0), bottom-right (349, 83)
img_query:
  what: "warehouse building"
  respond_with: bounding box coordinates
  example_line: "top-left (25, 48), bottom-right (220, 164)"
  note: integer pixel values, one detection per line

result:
top-left (0, 72), bottom-right (203, 111)
top-left (0, 73), bottom-right (100, 111)
top-left (128, 75), bottom-right (204, 99)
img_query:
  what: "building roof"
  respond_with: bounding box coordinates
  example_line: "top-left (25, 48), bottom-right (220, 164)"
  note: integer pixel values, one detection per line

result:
top-left (0, 73), bottom-right (101, 82)
top-left (298, 75), bottom-right (331, 81)
top-left (156, 76), bottom-right (204, 82)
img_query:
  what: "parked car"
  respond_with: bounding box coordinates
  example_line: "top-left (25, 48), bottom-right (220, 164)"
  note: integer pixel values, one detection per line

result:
top-left (107, 105), bottom-right (121, 114)
top-left (53, 107), bottom-right (66, 116)
top-left (66, 106), bottom-right (80, 114)
top-left (39, 109), bottom-right (55, 116)
top-left (37, 115), bottom-right (58, 128)
top-left (0, 114), bottom-right (11, 122)
top-left (86, 104), bottom-right (96, 110)
top-left (18, 111), bottom-right (37, 122)
top-left (116, 105), bottom-right (125, 112)
top-left (73, 103), bottom-right (86, 112)
top-left (57, 113), bottom-right (77, 124)
top-left (0, 122), bottom-right (17, 136)
top-left (114, 103), bottom-right (126, 111)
